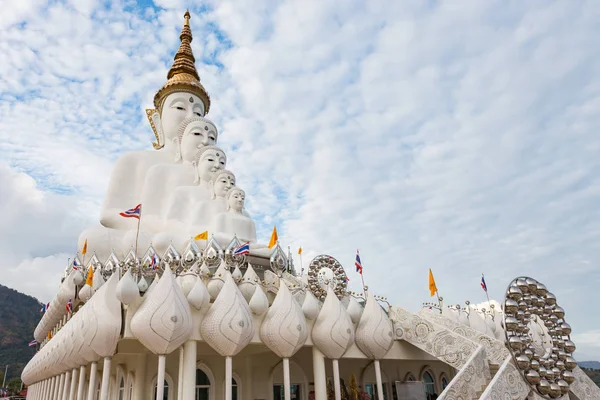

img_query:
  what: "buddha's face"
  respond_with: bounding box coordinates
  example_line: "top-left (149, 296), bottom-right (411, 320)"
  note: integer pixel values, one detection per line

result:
top-left (213, 173), bottom-right (236, 198)
top-left (161, 92), bottom-right (205, 144)
top-left (180, 121), bottom-right (217, 163)
top-left (198, 149), bottom-right (226, 182)
top-left (228, 190), bottom-right (245, 212)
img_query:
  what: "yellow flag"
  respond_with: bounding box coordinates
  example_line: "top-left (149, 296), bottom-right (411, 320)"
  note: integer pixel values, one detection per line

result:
top-left (268, 226), bottom-right (278, 249)
top-left (85, 266), bottom-right (94, 287)
top-left (194, 231), bottom-right (208, 241)
top-left (47, 331), bottom-right (52, 340)
top-left (82, 239), bottom-right (88, 255)
top-left (429, 269), bottom-right (438, 297)
top-left (298, 246), bottom-right (302, 255)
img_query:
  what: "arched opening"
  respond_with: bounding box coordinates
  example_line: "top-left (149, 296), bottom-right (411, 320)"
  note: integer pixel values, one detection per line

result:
top-left (270, 359), bottom-right (308, 400)
top-left (440, 373), bottom-right (449, 392)
top-left (150, 372), bottom-right (174, 400)
top-left (404, 373), bottom-right (415, 382)
top-left (195, 362), bottom-right (215, 400)
top-left (360, 363), bottom-right (390, 400)
top-left (118, 376), bottom-right (125, 400)
top-left (420, 369), bottom-right (436, 400)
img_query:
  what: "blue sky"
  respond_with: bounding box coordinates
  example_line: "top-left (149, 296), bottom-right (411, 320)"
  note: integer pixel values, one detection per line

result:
top-left (1, 0), bottom-right (599, 360)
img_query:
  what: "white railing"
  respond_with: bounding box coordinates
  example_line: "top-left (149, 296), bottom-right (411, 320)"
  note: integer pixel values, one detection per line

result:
top-left (478, 355), bottom-right (529, 400)
top-left (389, 307), bottom-right (478, 369)
top-left (570, 366), bottom-right (600, 399)
top-left (438, 345), bottom-right (490, 400)
top-left (418, 308), bottom-right (509, 365)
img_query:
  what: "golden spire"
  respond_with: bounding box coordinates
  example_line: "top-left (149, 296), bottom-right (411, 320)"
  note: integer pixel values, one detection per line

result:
top-left (153, 10), bottom-right (210, 114)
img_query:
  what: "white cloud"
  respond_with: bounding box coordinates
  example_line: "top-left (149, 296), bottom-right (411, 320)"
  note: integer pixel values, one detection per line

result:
top-left (1, 0), bottom-right (600, 360)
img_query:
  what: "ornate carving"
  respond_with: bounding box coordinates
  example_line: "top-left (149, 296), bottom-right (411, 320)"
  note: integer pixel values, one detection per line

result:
top-left (570, 366), bottom-right (600, 399)
top-left (130, 267), bottom-right (193, 355)
top-left (389, 307), bottom-right (477, 369)
top-left (312, 287), bottom-right (354, 359)
top-left (437, 345), bottom-right (491, 400)
top-left (419, 308), bottom-right (509, 365)
top-left (259, 282), bottom-right (308, 358)
top-left (307, 255), bottom-right (348, 301)
top-left (200, 274), bottom-right (254, 356)
top-left (479, 356), bottom-right (531, 400)
top-left (355, 292), bottom-right (393, 359)
top-left (504, 277), bottom-right (575, 398)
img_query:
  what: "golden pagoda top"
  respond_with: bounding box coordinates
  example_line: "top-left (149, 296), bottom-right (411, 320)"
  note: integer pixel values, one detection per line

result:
top-left (153, 11), bottom-right (211, 115)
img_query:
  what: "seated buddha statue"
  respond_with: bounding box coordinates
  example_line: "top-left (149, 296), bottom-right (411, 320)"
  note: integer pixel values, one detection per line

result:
top-left (163, 169), bottom-right (236, 235)
top-left (77, 11), bottom-right (211, 260)
top-left (211, 188), bottom-right (257, 246)
top-left (150, 146), bottom-right (227, 254)
top-left (137, 116), bottom-right (219, 232)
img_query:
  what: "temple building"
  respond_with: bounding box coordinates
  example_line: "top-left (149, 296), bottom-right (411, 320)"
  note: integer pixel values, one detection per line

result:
top-left (21, 11), bottom-right (600, 400)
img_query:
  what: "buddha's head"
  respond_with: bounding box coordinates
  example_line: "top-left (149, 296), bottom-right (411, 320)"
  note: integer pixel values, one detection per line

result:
top-left (226, 188), bottom-right (246, 212)
top-left (195, 145), bottom-right (226, 183)
top-left (176, 117), bottom-right (218, 162)
top-left (149, 12), bottom-right (211, 151)
top-left (161, 94), bottom-right (206, 149)
top-left (212, 170), bottom-right (236, 199)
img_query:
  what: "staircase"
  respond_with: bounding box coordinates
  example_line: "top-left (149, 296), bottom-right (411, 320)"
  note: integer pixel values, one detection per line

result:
top-left (390, 306), bottom-right (600, 400)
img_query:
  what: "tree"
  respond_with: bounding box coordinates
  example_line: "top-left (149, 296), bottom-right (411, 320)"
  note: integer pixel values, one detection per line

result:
top-left (7, 378), bottom-right (22, 394)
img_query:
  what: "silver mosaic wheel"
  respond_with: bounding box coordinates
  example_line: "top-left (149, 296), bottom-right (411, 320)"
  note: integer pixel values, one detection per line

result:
top-left (504, 277), bottom-right (576, 399)
top-left (307, 254), bottom-right (348, 301)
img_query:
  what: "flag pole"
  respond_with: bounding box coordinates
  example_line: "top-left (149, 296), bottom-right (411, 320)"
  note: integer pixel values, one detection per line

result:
top-left (299, 252), bottom-right (304, 276)
top-left (483, 273), bottom-right (491, 308)
top-left (134, 206), bottom-right (142, 258)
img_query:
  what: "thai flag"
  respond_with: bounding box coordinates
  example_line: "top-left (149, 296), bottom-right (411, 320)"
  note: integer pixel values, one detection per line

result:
top-left (149, 253), bottom-right (160, 270)
top-left (72, 258), bottom-right (80, 270)
top-left (66, 299), bottom-right (73, 313)
top-left (233, 242), bottom-right (250, 256)
top-left (119, 204), bottom-right (142, 219)
top-left (355, 250), bottom-right (363, 275)
top-left (28, 340), bottom-right (38, 347)
top-left (481, 275), bottom-right (488, 293)
top-left (40, 302), bottom-right (49, 313)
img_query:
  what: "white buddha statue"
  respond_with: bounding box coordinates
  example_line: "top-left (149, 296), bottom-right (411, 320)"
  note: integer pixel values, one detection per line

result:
top-left (212, 188), bottom-right (257, 246)
top-left (186, 169), bottom-right (236, 233)
top-left (151, 146), bottom-right (227, 254)
top-left (137, 116), bottom-right (218, 232)
top-left (77, 12), bottom-right (212, 260)
top-left (100, 11), bottom-right (210, 231)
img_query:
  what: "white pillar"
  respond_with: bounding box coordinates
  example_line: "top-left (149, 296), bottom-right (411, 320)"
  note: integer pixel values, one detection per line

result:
top-left (50, 376), bottom-right (57, 399)
top-left (69, 368), bottom-right (78, 400)
top-left (332, 359), bottom-right (341, 400)
top-left (57, 373), bottom-right (65, 400)
top-left (283, 358), bottom-right (291, 400)
top-left (87, 362), bottom-right (98, 400)
top-left (182, 340), bottom-right (197, 400)
top-left (99, 357), bottom-right (112, 400)
top-left (132, 353), bottom-right (147, 400)
top-left (156, 355), bottom-right (167, 400)
top-left (77, 365), bottom-right (87, 400)
top-left (312, 347), bottom-right (327, 400)
top-left (374, 360), bottom-right (384, 400)
top-left (63, 370), bottom-right (71, 400)
top-left (244, 357), bottom-right (253, 400)
top-left (56, 375), bottom-right (63, 399)
top-left (225, 356), bottom-right (232, 400)
top-left (178, 346), bottom-right (184, 400)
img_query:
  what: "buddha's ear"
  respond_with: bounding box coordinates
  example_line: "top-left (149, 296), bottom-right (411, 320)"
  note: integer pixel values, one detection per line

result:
top-left (146, 109), bottom-right (164, 150)
top-left (193, 162), bottom-right (200, 184)
top-left (173, 137), bottom-right (181, 162)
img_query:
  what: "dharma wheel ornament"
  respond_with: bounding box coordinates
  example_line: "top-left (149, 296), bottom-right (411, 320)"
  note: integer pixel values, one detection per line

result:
top-left (503, 277), bottom-right (576, 399)
top-left (307, 255), bottom-right (348, 301)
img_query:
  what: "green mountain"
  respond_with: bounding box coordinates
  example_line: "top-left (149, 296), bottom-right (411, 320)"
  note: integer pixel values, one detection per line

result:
top-left (0, 284), bottom-right (41, 382)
